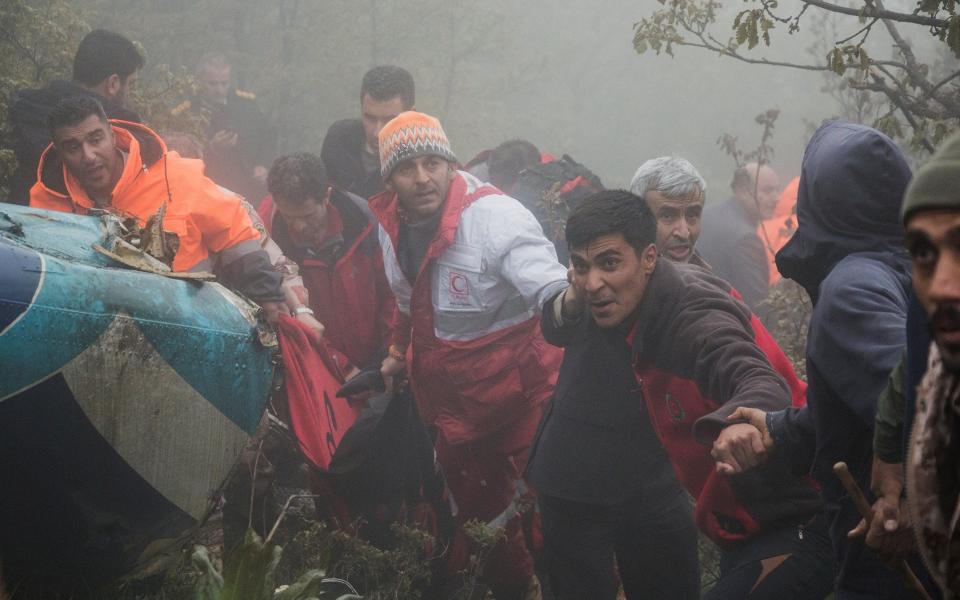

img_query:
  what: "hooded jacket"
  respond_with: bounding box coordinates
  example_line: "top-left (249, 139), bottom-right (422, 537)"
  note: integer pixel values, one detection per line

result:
top-left (370, 170), bottom-right (568, 444)
top-left (30, 120), bottom-right (281, 303)
top-left (8, 79), bottom-right (141, 205)
top-left (775, 121), bottom-right (913, 592)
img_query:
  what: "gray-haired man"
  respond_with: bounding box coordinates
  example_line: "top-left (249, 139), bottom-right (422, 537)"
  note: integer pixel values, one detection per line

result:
top-left (630, 156), bottom-right (708, 266)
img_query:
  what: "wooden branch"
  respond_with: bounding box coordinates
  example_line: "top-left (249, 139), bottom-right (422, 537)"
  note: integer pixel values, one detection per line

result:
top-left (801, 0), bottom-right (948, 28)
top-left (925, 69), bottom-right (960, 101)
top-left (835, 17), bottom-right (878, 45)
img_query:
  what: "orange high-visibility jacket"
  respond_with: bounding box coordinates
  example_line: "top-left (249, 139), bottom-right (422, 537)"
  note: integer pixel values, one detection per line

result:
top-left (30, 120), bottom-right (261, 273)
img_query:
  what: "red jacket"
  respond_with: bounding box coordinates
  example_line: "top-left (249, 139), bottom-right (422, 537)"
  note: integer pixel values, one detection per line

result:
top-left (633, 264), bottom-right (818, 544)
top-left (263, 190), bottom-right (392, 368)
top-left (369, 171), bottom-right (567, 444)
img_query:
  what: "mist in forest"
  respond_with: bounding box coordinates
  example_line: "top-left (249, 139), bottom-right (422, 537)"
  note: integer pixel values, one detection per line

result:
top-left (67, 0), bottom-right (942, 196)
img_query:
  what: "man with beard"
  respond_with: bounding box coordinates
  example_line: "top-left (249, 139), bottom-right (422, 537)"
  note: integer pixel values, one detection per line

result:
top-left (899, 132), bottom-right (960, 598)
top-left (30, 96), bottom-right (282, 316)
top-left (8, 29), bottom-right (143, 205)
top-left (629, 156), bottom-right (708, 266)
top-left (698, 162), bottom-right (782, 315)
top-left (371, 111), bottom-right (567, 599)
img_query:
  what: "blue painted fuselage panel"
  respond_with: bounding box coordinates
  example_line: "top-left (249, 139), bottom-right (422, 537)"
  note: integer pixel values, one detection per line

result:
top-left (0, 236), bottom-right (271, 434)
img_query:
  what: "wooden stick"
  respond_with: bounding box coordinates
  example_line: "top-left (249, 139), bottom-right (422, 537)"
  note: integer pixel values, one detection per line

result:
top-left (834, 462), bottom-right (933, 600)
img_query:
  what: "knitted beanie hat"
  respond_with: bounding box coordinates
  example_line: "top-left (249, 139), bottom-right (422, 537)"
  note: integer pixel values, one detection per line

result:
top-left (378, 111), bottom-right (457, 179)
top-left (902, 132), bottom-right (960, 224)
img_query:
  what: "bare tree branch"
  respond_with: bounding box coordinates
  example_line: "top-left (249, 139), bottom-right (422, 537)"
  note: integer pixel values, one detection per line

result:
top-left (868, 73), bottom-right (937, 151)
top-left (674, 26), bottom-right (831, 71)
top-left (801, 0), bottom-right (949, 28)
top-left (871, 0), bottom-right (960, 114)
top-left (835, 17), bottom-right (878, 45)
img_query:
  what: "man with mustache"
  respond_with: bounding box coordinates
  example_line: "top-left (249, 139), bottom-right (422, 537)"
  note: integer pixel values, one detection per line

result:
top-left (630, 156), bottom-right (708, 266)
top-left (527, 190), bottom-right (832, 600)
top-left (29, 95), bottom-right (282, 318)
top-left (897, 132), bottom-right (960, 598)
top-left (370, 111), bottom-right (568, 599)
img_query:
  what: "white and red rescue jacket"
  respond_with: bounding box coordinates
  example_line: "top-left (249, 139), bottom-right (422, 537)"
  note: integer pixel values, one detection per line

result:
top-left (370, 171), bottom-right (568, 444)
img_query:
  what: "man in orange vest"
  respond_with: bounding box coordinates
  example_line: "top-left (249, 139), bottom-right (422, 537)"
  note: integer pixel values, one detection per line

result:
top-left (30, 95), bottom-right (283, 315)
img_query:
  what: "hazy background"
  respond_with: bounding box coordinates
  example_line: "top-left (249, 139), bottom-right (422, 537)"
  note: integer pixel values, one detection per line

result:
top-left (67, 0), bottom-right (936, 197)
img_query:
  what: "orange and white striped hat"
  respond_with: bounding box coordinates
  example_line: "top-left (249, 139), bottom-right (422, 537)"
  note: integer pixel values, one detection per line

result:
top-left (378, 111), bottom-right (457, 178)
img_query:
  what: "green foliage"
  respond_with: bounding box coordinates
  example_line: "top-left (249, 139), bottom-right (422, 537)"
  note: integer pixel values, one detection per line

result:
top-left (0, 0), bottom-right (200, 193)
top-left (0, 0), bottom-right (87, 193)
top-left (319, 522), bottom-right (434, 600)
top-left (733, 9), bottom-right (772, 49)
top-left (190, 527), bottom-right (361, 600)
top-left (449, 519), bottom-right (508, 600)
top-left (633, 0), bottom-right (721, 57)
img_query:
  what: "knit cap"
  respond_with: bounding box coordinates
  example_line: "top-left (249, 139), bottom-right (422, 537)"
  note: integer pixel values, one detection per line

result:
top-left (902, 132), bottom-right (960, 224)
top-left (378, 111), bottom-right (457, 179)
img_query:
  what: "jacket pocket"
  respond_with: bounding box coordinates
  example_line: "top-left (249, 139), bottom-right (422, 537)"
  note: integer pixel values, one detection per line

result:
top-left (435, 244), bottom-right (485, 313)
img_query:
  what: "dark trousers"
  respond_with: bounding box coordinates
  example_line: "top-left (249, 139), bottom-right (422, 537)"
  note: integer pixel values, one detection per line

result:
top-left (703, 512), bottom-right (835, 600)
top-left (538, 488), bottom-right (700, 600)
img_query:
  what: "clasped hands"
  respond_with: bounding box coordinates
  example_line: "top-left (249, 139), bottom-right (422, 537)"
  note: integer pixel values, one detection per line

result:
top-left (711, 407), bottom-right (774, 476)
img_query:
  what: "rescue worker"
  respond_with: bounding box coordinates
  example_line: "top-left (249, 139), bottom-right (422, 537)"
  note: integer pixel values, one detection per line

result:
top-left (629, 155), bottom-right (708, 267)
top-left (372, 111), bottom-right (568, 599)
top-left (177, 52), bottom-right (274, 205)
top-left (528, 190), bottom-right (833, 599)
top-left (760, 176), bottom-right (800, 285)
top-left (264, 152), bottom-right (392, 371)
top-left (8, 29), bottom-right (143, 205)
top-left (30, 95), bottom-right (283, 316)
top-left (698, 162), bottom-right (782, 315)
top-left (321, 65), bottom-right (414, 200)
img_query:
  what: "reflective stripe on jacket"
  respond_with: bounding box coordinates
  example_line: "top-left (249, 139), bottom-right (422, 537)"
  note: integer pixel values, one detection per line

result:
top-left (370, 171), bottom-right (567, 443)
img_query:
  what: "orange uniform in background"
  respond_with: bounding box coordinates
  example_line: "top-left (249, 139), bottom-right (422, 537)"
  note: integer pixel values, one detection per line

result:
top-left (30, 120), bottom-right (262, 273)
top-left (758, 175), bottom-right (799, 284)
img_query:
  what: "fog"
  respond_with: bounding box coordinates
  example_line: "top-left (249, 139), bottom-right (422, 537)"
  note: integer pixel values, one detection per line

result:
top-left (78, 0), bottom-right (940, 195)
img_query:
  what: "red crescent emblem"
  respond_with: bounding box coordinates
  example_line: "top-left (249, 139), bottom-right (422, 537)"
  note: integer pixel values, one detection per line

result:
top-left (450, 273), bottom-right (468, 294)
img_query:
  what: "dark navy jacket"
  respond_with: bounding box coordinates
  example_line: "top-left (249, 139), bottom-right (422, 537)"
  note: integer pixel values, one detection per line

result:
top-left (775, 121), bottom-right (916, 596)
top-left (697, 197), bottom-right (770, 316)
top-left (320, 119), bottom-right (385, 200)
